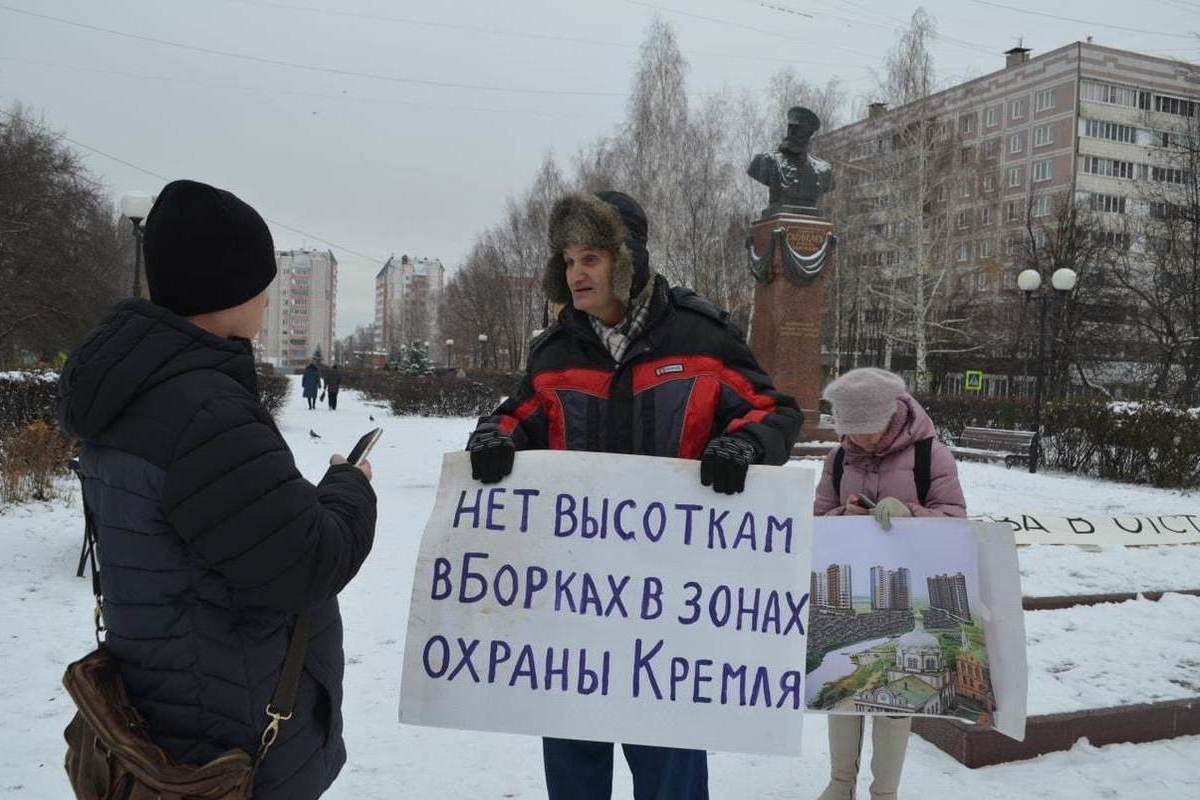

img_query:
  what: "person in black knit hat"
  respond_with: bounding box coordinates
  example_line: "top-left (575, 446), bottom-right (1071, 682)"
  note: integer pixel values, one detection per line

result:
top-left (56, 179), bottom-right (377, 800)
top-left (465, 190), bottom-right (803, 800)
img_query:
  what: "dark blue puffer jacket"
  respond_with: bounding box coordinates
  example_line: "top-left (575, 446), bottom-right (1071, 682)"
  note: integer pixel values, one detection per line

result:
top-left (56, 299), bottom-right (377, 800)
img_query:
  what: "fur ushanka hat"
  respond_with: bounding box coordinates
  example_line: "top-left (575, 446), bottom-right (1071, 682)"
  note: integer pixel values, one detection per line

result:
top-left (543, 191), bottom-right (654, 308)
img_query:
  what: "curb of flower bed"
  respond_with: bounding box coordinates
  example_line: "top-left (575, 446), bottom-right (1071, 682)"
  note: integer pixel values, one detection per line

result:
top-left (1022, 588), bottom-right (1200, 610)
top-left (913, 697), bottom-right (1200, 767)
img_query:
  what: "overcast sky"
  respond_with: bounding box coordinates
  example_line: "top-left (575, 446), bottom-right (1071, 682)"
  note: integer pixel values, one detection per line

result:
top-left (3, 0), bottom-right (1198, 334)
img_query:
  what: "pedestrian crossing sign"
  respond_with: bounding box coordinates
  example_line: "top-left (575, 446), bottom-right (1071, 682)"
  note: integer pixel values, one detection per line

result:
top-left (964, 370), bottom-right (984, 391)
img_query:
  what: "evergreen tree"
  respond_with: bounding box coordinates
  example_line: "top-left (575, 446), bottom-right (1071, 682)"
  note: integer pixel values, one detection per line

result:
top-left (403, 340), bottom-right (433, 376)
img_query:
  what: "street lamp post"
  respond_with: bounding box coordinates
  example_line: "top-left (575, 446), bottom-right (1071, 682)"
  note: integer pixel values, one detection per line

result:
top-left (445, 338), bottom-right (454, 368)
top-left (1018, 267), bottom-right (1078, 474)
top-left (477, 333), bottom-right (489, 369)
top-left (120, 192), bottom-right (155, 298)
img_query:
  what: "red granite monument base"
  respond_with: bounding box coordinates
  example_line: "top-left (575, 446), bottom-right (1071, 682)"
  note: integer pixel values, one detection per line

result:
top-left (748, 213), bottom-right (836, 440)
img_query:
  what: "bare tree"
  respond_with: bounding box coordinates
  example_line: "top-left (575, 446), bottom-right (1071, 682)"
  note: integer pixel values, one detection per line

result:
top-left (0, 103), bottom-right (129, 363)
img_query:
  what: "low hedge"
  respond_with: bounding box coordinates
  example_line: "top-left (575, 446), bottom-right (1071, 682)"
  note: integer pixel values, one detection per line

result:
top-left (344, 369), bottom-right (520, 418)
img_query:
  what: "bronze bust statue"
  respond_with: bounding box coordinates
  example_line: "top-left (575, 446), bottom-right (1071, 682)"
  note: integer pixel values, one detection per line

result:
top-left (748, 106), bottom-right (835, 217)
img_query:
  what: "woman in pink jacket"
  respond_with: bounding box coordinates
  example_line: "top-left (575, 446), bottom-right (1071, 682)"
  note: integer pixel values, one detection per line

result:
top-left (813, 367), bottom-right (966, 800)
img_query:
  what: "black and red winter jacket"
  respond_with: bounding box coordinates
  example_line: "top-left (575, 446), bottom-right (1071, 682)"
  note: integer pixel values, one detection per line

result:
top-left (474, 276), bottom-right (803, 465)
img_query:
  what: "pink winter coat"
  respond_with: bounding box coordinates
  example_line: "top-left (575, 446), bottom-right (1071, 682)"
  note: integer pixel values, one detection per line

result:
top-left (813, 395), bottom-right (967, 517)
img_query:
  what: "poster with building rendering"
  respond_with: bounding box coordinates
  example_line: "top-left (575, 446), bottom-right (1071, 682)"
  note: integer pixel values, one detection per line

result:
top-left (805, 517), bottom-right (1026, 741)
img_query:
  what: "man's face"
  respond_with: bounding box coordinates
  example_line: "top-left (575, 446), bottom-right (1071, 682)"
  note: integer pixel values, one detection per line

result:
top-left (563, 245), bottom-right (622, 322)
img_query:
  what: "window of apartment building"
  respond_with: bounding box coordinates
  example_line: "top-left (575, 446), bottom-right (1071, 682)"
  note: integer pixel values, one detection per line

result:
top-left (1034, 124), bottom-right (1054, 147)
top-left (1008, 165), bottom-right (1023, 187)
top-left (1006, 199), bottom-right (1023, 222)
top-left (982, 138), bottom-right (1000, 159)
top-left (958, 242), bottom-right (970, 262)
top-left (1005, 235), bottom-right (1020, 255)
top-left (1151, 165), bottom-right (1187, 184)
top-left (960, 146), bottom-right (974, 166)
top-left (978, 238), bottom-right (996, 258)
top-left (1084, 119), bottom-right (1136, 143)
top-left (981, 205), bottom-right (993, 225)
top-left (1009, 132), bottom-right (1024, 154)
top-left (1009, 98), bottom-right (1026, 120)
top-left (957, 209), bottom-right (973, 228)
top-left (959, 114), bottom-right (976, 134)
top-left (985, 106), bottom-right (999, 127)
top-left (960, 179), bottom-right (972, 198)
top-left (1090, 192), bottom-right (1127, 214)
top-left (1081, 79), bottom-right (1148, 108)
top-left (1155, 94), bottom-right (1197, 118)
top-left (1149, 200), bottom-right (1184, 220)
top-left (1083, 156), bottom-right (1136, 179)
top-left (1002, 271), bottom-right (1017, 290)
top-left (1095, 230), bottom-right (1129, 249)
top-left (975, 272), bottom-right (991, 291)
top-left (1034, 89), bottom-right (1055, 112)
top-left (1033, 229), bottom-right (1049, 248)
top-left (983, 174), bottom-right (996, 192)
top-left (1032, 194), bottom-right (1051, 217)
top-left (1033, 158), bottom-right (1052, 182)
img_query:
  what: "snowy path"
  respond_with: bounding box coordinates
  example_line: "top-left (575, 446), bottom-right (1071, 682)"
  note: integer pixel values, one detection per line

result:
top-left (0, 377), bottom-right (1197, 798)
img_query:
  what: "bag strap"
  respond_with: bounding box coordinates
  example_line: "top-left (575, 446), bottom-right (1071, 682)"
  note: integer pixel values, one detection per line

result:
top-left (833, 440), bottom-right (933, 507)
top-left (70, 457), bottom-right (311, 768)
top-left (832, 446), bottom-right (845, 499)
top-left (914, 437), bottom-right (933, 507)
top-left (256, 611), bottom-right (311, 765)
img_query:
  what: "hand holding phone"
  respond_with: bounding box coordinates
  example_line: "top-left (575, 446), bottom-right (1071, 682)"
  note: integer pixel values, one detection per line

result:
top-left (347, 428), bottom-right (382, 466)
top-left (856, 493), bottom-right (877, 510)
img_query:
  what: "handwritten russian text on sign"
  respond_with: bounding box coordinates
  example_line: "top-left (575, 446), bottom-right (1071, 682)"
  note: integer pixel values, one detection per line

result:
top-left (399, 451), bottom-right (814, 755)
top-left (982, 513), bottom-right (1200, 545)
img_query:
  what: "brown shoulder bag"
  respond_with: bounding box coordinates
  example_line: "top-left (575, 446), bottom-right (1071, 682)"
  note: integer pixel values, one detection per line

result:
top-left (62, 460), bottom-right (309, 799)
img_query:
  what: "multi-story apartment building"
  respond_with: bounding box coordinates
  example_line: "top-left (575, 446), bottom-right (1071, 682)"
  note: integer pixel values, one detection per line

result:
top-left (927, 572), bottom-right (972, 621)
top-left (815, 42), bottom-right (1199, 395)
top-left (870, 565), bottom-right (912, 610)
top-left (825, 563), bottom-right (853, 610)
top-left (810, 570), bottom-right (830, 608)
top-left (375, 254), bottom-right (445, 356)
top-left (255, 249), bottom-right (337, 371)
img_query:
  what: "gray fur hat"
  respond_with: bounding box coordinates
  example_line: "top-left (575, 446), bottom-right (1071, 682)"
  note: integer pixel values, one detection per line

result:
top-left (822, 367), bottom-right (908, 434)
top-left (543, 191), bottom-right (652, 307)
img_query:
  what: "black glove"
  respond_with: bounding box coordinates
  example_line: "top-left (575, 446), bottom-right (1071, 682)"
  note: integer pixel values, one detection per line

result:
top-left (700, 434), bottom-right (761, 495)
top-left (468, 427), bottom-right (515, 484)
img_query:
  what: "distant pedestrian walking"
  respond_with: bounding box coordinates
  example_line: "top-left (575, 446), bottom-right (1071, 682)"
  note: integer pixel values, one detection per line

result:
top-left (325, 364), bottom-right (342, 410)
top-left (302, 360), bottom-right (322, 410)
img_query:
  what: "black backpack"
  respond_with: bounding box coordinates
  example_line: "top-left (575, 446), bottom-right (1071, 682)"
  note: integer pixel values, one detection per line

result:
top-left (832, 437), bottom-right (934, 507)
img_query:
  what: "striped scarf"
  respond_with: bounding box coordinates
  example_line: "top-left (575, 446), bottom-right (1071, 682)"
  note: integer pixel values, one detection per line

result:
top-left (590, 292), bottom-right (652, 363)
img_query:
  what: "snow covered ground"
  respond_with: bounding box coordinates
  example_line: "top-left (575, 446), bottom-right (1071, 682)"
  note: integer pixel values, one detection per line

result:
top-left (0, 377), bottom-right (1197, 799)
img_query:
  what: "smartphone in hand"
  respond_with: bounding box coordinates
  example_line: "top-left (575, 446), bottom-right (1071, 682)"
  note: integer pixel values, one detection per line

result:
top-left (347, 428), bottom-right (383, 466)
top-left (855, 493), bottom-right (877, 510)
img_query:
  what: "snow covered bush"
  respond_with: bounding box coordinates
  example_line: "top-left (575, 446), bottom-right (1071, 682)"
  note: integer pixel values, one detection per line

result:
top-left (1043, 401), bottom-right (1200, 489)
top-left (255, 364), bottom-right (290, 418)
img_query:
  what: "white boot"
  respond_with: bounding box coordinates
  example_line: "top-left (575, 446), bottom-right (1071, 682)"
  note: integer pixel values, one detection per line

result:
top-left (817, 715), bottom-right (864, 800)
top-left (868, 716), bottom-right (912, 800)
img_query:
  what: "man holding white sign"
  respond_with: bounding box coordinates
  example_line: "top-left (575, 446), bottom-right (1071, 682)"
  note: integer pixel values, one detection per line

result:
top-left (461, 191), bottom-right (803, 799)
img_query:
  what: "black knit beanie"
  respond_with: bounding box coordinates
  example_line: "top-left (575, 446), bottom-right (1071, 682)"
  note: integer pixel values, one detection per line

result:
top-left (143, 179), bottom-right (277, 316)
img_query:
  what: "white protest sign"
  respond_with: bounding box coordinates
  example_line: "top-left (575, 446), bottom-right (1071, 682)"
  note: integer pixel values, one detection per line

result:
top-left (981, 513), bottom-right (1200, 545)
top-left (806, 518), bottom-right (1027, 742)
top-left (400, 450), bottom-right (814, 755)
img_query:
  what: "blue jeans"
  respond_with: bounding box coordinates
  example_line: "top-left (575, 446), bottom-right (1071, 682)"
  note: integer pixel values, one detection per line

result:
top-left (542, 737), bottom-right (708, 800)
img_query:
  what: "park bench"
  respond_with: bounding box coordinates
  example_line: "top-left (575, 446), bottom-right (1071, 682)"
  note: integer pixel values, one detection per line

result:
top-left (957, 426), bottom-right (1035, 468)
